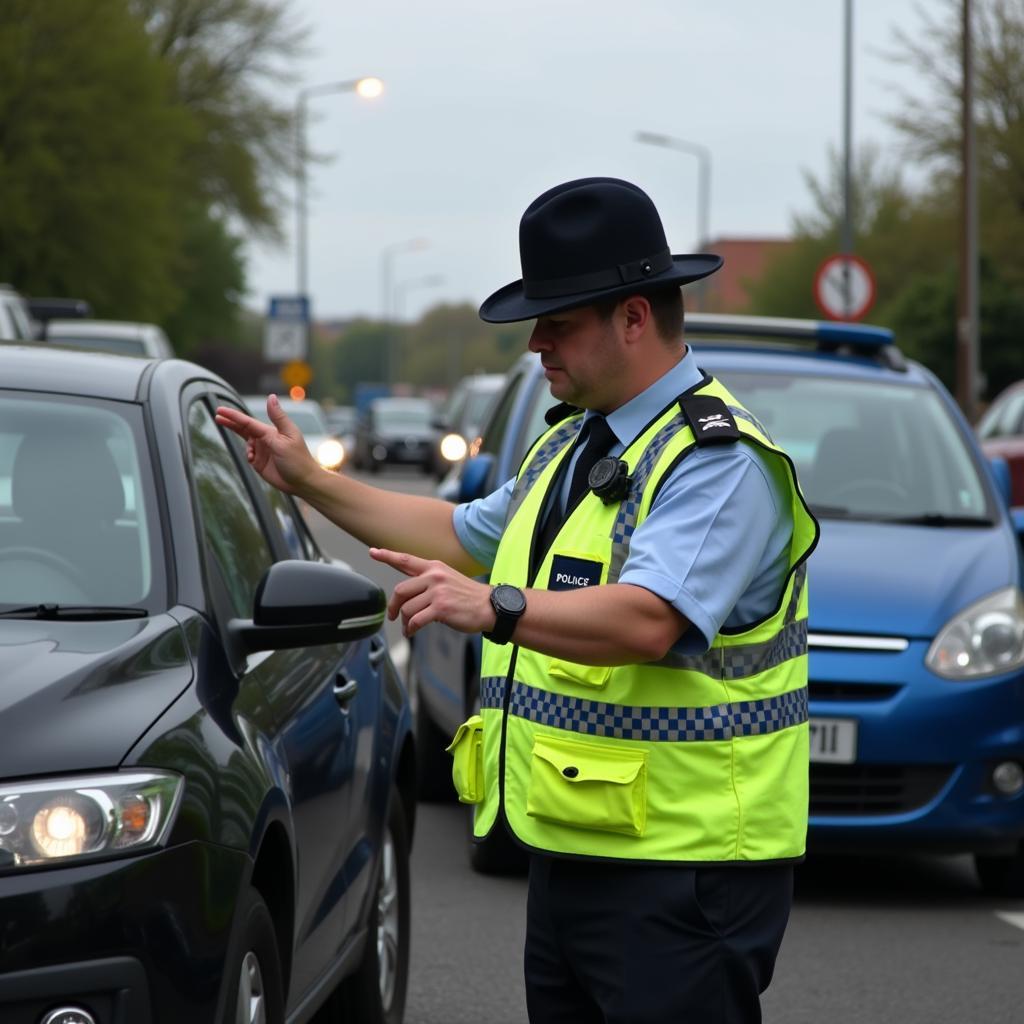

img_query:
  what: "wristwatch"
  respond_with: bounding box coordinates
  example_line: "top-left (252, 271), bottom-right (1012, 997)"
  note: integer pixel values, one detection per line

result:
top-left (483, 584), bottom-right (526, 645)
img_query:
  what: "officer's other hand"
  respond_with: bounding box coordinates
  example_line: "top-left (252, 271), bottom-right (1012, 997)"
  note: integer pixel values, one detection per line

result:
top-left (214, 395), bottom-right (318, 494)
top-left (370, 548), bottom-right (493, 639)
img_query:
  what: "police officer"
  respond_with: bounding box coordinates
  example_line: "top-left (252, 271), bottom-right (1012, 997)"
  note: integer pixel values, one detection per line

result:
top-left (216, 177), bottom-right (818, 1024)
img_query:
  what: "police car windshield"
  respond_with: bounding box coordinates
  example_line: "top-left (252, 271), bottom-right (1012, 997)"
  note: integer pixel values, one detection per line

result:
top-left (713, 371), bottom-right (991, 523)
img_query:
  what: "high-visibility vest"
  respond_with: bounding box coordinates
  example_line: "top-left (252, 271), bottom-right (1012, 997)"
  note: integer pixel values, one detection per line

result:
top-left (449, 375), bottom-right (819, 863)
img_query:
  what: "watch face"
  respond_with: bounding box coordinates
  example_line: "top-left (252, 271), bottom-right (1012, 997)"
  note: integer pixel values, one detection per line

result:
top-left (494, 584), bottom-right (527, 614)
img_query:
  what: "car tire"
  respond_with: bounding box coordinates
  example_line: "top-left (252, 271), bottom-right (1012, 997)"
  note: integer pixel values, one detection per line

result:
top-left (975, 847), bottom-right (1024, 896)
top-left (222, 887), bottom-right (285, 1024)
top-left (323, 787), bottom-right (410, 1024)
top-left (467, 810), bottom-right (529, 876)
top-left (409, 656), bottom-right (456, 803)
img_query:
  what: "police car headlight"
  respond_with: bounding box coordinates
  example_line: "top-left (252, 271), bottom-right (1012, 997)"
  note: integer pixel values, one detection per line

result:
top-left (926, 587), bottom-right (1024, 679)
top-left (439, 432), bottom-right (468, 463)
top-left (316, 439), bottom-right (345, 471)
top-left (0, 772), bottom-right (183, 870)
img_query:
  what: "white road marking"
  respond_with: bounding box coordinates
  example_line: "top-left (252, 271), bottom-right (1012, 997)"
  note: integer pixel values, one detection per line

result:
top-left (995, 911), bottom-right (1024, 931)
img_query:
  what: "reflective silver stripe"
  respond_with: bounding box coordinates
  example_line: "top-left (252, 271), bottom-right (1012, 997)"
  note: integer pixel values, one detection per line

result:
top-left (808, 633), bottom-right (909, 652)
top-left (608, 412), bottom-right (687, 583)
top-left (508, 682), bottom-right (808, 741)
top-left (506, 418), bottom-right (581, 527)
top-left (480, 675), bottom-right (507, 709)
top-left (654, 617), bottom-right (807, 678)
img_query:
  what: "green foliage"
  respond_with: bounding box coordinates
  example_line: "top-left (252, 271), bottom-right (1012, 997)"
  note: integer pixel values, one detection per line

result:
top-left (0, 0), bottom-right (193, 319)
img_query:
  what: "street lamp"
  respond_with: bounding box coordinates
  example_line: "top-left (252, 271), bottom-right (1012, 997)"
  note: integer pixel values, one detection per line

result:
top-left (380, 238), bottom-right (430, 321)
top-left (634, 130), bottom-right (712, 250)
top-left (295, 76), bottom-right (383, 299)
top-left (394, 273), bottom-right (445, 323)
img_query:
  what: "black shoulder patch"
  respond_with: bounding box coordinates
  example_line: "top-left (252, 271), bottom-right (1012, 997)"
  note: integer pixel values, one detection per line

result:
top-left (544, 401), bottom-right (582, 426)
top-left (678, 394), bottom-right (741, 446)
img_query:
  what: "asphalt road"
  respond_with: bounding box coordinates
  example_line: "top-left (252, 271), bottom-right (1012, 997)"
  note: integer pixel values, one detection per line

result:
top-left (306, 466), bottom-right (1024, 1024)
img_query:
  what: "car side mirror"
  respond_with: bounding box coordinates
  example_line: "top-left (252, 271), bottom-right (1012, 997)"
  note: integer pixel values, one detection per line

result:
top-left (457, 454), bottom-right (495, 503)
top-left (988, 455), bottom-right (1013, 507)
top-left (229, 560), bottom-right (385, 653)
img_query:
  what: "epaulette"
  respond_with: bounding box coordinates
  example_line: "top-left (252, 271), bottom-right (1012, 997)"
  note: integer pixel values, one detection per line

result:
top-left (544, 401), bottom-right (582, 426)
top-left (677, 393), bottom-right (740, 446)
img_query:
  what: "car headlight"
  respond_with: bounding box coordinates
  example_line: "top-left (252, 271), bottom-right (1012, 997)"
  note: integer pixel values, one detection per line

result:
top-left (440, 432), bottom-right (468, 463)
top-left (926, 586), bottom-right (1024, 680)
top-left (316, 439), bottom-right (345, 471)
top-left (0, 771), bottom-right (183, 870)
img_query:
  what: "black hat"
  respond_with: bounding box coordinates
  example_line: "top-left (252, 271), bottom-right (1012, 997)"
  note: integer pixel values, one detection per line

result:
top-left (478, 177), bottom-right (723, 324)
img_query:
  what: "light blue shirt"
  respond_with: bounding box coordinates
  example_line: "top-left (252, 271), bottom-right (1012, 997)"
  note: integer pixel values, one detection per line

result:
top-left (453, 347), bottom-right (793, 653)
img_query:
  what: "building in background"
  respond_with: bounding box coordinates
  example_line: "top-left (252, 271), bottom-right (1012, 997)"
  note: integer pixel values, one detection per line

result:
top-left (694, 237), bottom-right (794, 313)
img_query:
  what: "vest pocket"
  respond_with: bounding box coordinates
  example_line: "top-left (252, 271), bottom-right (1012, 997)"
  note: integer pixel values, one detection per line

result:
top-left (526, 733), bottom-right (648, 837)
top-left (446, 715), bottom-right (484, 804)
top-left (548, 660), bottom-right (613, 689)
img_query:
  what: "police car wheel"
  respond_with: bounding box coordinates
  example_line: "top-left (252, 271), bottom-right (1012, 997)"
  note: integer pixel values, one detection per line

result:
top-left (975, 848), bottom-right (1024, 897)
top-left (223, 888), bottom-right (285, 1024)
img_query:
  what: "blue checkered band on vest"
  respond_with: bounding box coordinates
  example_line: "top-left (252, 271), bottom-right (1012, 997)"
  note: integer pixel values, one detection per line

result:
top-left (505, 418), bottom-right (582, 527)
top-left (479, 677), bottom-right (808, 742)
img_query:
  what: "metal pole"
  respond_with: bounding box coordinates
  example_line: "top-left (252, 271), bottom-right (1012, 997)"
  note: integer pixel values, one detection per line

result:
top-left (958, 0), bottom-right (980, 419)
top-left (841, 0), bottom-right (854, 317)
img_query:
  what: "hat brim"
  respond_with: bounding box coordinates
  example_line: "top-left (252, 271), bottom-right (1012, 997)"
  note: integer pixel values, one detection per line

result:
top-left (478, 254), bottom-right (723, 324)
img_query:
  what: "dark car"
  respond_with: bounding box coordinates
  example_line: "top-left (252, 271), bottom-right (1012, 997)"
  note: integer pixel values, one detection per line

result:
top-left (977, 380), bottom-right (1024, 507)
top-left (0, 344), bottom-right (416, 1024)
top-left (354, 397), bottom-right (436, 474)
top-left (430, 373), bottom-right (505, 479)
top-left (410, 315), bottom-right (1024, 895)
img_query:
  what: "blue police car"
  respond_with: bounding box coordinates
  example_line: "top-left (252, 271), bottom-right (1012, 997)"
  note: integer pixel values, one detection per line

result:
top-left (409, 314), bottom-right (1024, 891)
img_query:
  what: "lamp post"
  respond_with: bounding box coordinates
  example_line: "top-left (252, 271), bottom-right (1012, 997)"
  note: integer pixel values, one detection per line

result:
top-left (634, 130), bottom-right (712, 250)
top-left (394, 273), bottom-right (445, 323)
top-left (380, 239), bottom-right (429, 386)
top-left (295, 76), bottom-right (383, 300)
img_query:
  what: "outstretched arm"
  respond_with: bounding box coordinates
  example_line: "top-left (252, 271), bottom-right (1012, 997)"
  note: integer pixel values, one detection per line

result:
top-left (215, 396), bottom-right (486, 576)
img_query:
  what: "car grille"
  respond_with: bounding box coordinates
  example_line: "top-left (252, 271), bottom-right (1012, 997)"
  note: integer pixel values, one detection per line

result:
top-left (810, 763), bottom-right (954, 816)
top-left (809, 681), bottom-right (902, 701)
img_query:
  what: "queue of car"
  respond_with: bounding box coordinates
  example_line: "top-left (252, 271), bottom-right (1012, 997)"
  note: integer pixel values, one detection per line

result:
top-left (0, 342), bottom-right (416, 1024)
top-left (408, 314), bottom-right (1024, 894)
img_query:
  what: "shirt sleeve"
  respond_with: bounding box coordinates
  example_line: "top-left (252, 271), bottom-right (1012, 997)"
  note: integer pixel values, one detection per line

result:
top-left (452, 476), bottom-right (516, 571)
top-left (617, 444), bottom-right (785, 654)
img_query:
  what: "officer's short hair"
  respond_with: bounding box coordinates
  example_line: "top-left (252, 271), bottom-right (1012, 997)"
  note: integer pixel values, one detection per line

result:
top-left (593, 286), bottom-right (684, 343)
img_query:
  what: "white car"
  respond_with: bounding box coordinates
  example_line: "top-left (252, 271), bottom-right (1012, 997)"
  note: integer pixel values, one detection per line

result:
top-left (0, 285), bottom-right (33, 341)
top-left (45, 319), bottom-right (174, 359)
top-left (242, 395), bottom-right (346, 472)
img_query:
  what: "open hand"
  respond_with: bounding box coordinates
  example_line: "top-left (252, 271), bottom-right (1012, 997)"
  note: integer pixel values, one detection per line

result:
top-left (215, 395), bottom-right (318, 494)
top-left (370, 548), bottom-right (494, 639)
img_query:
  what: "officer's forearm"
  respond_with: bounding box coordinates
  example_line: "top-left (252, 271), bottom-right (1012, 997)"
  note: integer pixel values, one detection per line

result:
top-left (510, 583), bottom-right (688, 665)
top-left (298, 470), bottom-right (486, 577)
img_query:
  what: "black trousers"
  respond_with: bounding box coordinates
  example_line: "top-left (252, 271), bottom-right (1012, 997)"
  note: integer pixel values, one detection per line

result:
top-left (525, 854), bottom-right (793, 1024)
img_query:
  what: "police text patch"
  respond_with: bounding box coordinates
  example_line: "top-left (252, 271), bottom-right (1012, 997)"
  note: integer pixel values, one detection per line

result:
top-left (549, 555), bottom-right (603, 591)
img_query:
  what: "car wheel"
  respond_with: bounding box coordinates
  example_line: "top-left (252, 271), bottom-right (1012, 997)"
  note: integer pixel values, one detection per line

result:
top-left (975, 847), bottom-right (1024, 896)
top-left (223, 887), bottom-right (285, 1024)
top-left (467, 809), bottom-right (529, 876)
top-left (323, 787), bottom-right (410, 1024)
top-left (409, 655), bottom-right (456, 803)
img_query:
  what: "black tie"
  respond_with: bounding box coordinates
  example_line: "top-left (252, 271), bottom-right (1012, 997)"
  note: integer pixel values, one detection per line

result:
top-left (533, 416), bottom-right (617, 575)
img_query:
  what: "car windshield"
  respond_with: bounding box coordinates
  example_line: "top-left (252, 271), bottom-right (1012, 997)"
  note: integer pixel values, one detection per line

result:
top-left (0, 392), bottom-right (161, 610)
top-left (714, 370), bottom-right (991, 521)
top-left (375, 402), bottom-right (433, 428)
top-left (462, 388), bottom-right (501, 433)
top-left (251, 405), bottom-right (327, 436)
top-left (51, 335), bottom-right (147, 357)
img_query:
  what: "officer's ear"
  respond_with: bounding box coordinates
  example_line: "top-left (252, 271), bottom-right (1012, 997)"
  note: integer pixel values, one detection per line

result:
top-left (621, 295), bottom-right (652, 342)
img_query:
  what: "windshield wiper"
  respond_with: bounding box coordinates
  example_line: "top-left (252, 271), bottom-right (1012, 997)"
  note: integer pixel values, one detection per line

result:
top-left (0, 604), bottom-right (148, 620)
top-left (877, 513), bottom-right (994, 527)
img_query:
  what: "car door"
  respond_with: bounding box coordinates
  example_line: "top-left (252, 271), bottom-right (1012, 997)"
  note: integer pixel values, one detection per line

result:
top-left (185, 393), bottom-right (363, 996)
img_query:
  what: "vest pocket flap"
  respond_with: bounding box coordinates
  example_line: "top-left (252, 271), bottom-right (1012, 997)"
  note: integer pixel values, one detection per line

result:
top-left (527, 734), bottom-right (648, 837)
top-left (532, 737), bottom-right (643, 785)
top-left (548, 659), bottom-right (613, 690)
top-left (446, 714), bottom-right (484, 804)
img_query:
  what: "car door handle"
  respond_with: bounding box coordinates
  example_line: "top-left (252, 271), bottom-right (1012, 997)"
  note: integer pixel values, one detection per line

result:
top-left (369, 636), bottom-right (388, 667)
top-left (333, 673), bottom-right (359, 707)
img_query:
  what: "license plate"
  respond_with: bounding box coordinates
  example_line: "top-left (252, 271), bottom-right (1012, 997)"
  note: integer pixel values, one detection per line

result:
top-left (809, 717), bottom-right (858, 763)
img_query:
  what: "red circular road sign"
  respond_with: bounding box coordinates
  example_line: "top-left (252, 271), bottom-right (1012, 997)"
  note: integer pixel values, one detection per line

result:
top-left (813, 253), bottom-right (876, 321)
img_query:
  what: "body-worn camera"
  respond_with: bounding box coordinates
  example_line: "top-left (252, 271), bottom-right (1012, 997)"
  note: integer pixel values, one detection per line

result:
top-left (588, 457), bottom-right (633, 504)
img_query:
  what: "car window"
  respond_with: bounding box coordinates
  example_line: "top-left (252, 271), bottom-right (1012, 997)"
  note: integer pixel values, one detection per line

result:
top-left (977, 390), bottom-right (1024, 440)
top-left (515, 376), bottom-right (560, 466)
top-left (187, 401), bottom-right (274, 618)
top-left (715, 371), bottom-right (990, 520)
top-left (50, 335), bottom-right (148, 357)
top-left (0, 392), bottom-right (160, 607)
top-left (479, 373), bottom-right (527, 459)
top-left (372, 400), bottom-right (434, 429)
top-left (462, 386), bottom-right (501, 433)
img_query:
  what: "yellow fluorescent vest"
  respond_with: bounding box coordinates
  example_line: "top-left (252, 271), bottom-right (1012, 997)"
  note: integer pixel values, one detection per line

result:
top-left (454, 375), bottom-right (819, 864)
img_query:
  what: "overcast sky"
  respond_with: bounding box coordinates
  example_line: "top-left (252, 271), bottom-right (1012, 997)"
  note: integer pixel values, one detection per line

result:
top-left (245, 0), bottom-right (935, 323)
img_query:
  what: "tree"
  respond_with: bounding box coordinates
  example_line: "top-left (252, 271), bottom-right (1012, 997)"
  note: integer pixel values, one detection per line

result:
top-left (0, 0), bottom-right (193, 318)
top-left (131, 0), bottom-right (308, 238)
